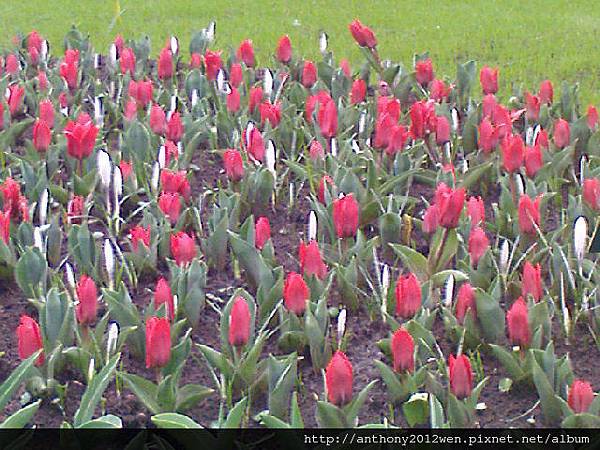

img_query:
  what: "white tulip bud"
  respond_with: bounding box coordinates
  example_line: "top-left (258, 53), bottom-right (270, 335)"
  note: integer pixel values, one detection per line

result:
top-left (359, 111), bottom-right (367, 134)
top-left (94, 96), bottom-right (104, 127)
top-left (33, 227), bottom-right (44, 254)
top-left (319, 32), bottom-right (328, 54)
top-left (451, 108), bottom-right (459, 132)
top-left (97, 149), bottom-right (112, 189)
top-left (206, 21), bottom-right (216, 41)
top-left (191, 89), bottom-right (198, 107)
top-left (266, 140), bottom-right (276, 178)
top-left (106, 322), bottom-right (119, 362)
top-left (216, 69), bottom-right (226, 93)
top-left (170, 36), bottom-right (179, 55)
top-left (109, 43), bottom-right (118, 66)
top-left (331, 138), bottom-right (338, 157)
top-left (104, 239), bottom-right (115, 289)
top-left (263, 69), bottom-right (273, 98)
top-left (38, 189), bottom-right (49, 226)
top-left (337, 309), bottom-right (347, 344)
top-left (308, 211), bottom-right (318, 241)
top-left (65, 262), bottom-right (76, 290)
top-left (499, 239), bottom-right (510, 273)
top-left (41, 40), bottom-right (49, 61)
top-left (88, 358), bottom-right (95, 382)
top-left (573, 216), bottom-right (588, 264)
top-left (151, 162), bottom-right (160, 191)
top-left (444, 274), bottom-right (454, 308)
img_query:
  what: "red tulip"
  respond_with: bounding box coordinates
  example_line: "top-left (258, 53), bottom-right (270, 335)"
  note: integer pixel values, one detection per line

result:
top-left (249, 87), bottom-right (263, 113)
top-left (583, 178), bottom-right (600, 211)
top-left (568, 380), bottom-right (594, 414)
top-left (5, 54), bottom-right (19, 75)
top-left (28, 46), bottom-right (39, 66)
top-left (247, 128), bottom-right (265, 162)
top-left (150, 104), bottom-right (167, 135)
top-left (422, 204), bottom-right (439, 234)
top-left (386, 124), bottom-right (409, 156)
top-left (318, 175), bottom-right (334, 205)
top-left (480, 66), bottom-right (498, 95)
top-left (305, 91), bottom-right (332, 123)
top-left (203, 50), bottom-right (222, 81)
top-left (415, 59), bottom-right (434, 86)
top-left (448, 354), bottom-right (473, 399)
top-left (377, 96), bottom-right (401, 121)
top-left (160, 169), bottom-right (190, 200)
top-left (501, 134), bottom-right (524, 173)
top-left (522, 261), bottom-right (542, 302)
top-left (325, 351), bottom-right (353, 406)
top-left (170, 231), bottom-right (197, 266)
top-left (299, 240), bottom-right (328, 279)
top-left (1, 177), bottom-right (20, 212)
top-left (494, 105), bottom-right (511, 139)
top-left (391, 327), bottom-right (415, 373)
top-left (524, 144), bottom-right (543, 178)
top-left (332, 193), bottom-right (359, 238)
top-left (157, 46), bottom-right (173, 80)
top-left (538, 80), bottom-right (553, 104)
top-left (145, 316), bottom-right (171, 368)
top-left (33, 119), bottom-right (51, 152)
top-left (0, 211), bottom-right (9, 244)
top-left (223, 149), bottom-right (244, 182)
top-left (39, 99), bottom-right (55, 128)
top-left (301, 61), bottom-right (318, 88)
top-left (226, 87), bottom-right (241, 113)
top-left (255, 216), bottom-right (271, 250)
top-left (158, 192), bottom-right (181, 224)
top-left (435, 184), bottom-right (465, 228)
top-left (525, 92), bottom-right (540, 122)
top-left (229, 62), bottom-right (243, 88)
top-left (128, 79), bottom-right (153, 108)
top-left (120, 47), bottom-right (136, 76)
top-left (17, 315), bottom-right (44, 366)
top-left (435, 115), bottom-right (450, 145)
top-left (38, 70), bottom-right (49, 91)
top-left (283, 272), bottom-right (309, 315)
top-left (409, 100), bottom-right (436, 140)
top-left (507, 296), bottom-right (530, 347)
top-left (468, 226), bottom-right (489, 267)
top-left (119, 160), bottom-right (133, 180)
top-left (317, 98), bottom-right (338, 139)
top-left (276, 35), bottom-right (292, 63)
top-left (76, 275), bottom-right (98, 326)
top-left (455, 283), bottom-right (477, 324)
top-left (536, 129), bottom-right (549, 149)
top-left (395, 272), bottom-right (422, 319)
top-left (130, 224), bottom-right (150, 252)
top-left (59, 51), bottom-right (79, 90)
top-left (309, 139), bottom-right (325, 160)
top-left (7, 84), bottom-right (25, 116)
top-left (123, 99), bottom-right (137, 121)
top-left (237, 39), bottom-right (255, 67)
top-left (587, 105), bottom-right (598, 131)
top-left (350, 79), bottom-right (367, 104)
top-left (114, 34), bottom-right (124, 53)
top-left (259, 101), bottom-right (281, 127)
top-left (228, 296), bottom-right (251, 347)
top-left (166, 111), bottom-right (184, 142)
top-left (28, 31), bottom-right (43, 52)
top-left (348, 19), bottom-right (377, 48)
top-left (478, 117), bottom-right (498, 153)
top-left (553, 118), bottom-right (570, 149)
top-left (466, 196), bottom-right (485, 225)
top-left (67, 195), bottom-right (84, 224)
top-left (162, 141), bottom-right (179, 166)
top-left (518, 195), bottom-right (541, 235)
top-left (373, 113), bottom-right (396, 149)
top-left (64, 119), bottom-right (99, 160)
top-left (340, 59), bottom-right (351, 77)
top-left (430, 79), bottom-right (450, 102)
top-left (154, 278), bottom-right (174, 321)
top-left (190, 52), bottom-right (202, 69)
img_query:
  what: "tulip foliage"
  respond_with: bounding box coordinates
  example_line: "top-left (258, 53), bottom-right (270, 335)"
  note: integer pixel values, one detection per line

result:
top-left (0, 19), bottom-right (599, 430)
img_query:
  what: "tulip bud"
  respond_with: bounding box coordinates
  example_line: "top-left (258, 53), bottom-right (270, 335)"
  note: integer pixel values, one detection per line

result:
top-left (255, 216), bottom-right (271, 250)
top-left (145, 316), bottom-right (171, 368)
top-left (501, 134), bottom-right (524, 173)
top-left (223, 149), bottom-right (244, 182)
top-left (106, 322), bottom-right (119, 361)
top-left (506, 297), bottom-right (530, 348)
top-left (521, 261), bottom-right (542, 302)
top-left (435, 184), bottom-right (465, 228)
top-left (455, 283), bottom-right (477, 324)
top-left (466, 196), bottom-right (485, 225)
top-left (154, 278), bottom-right (174, 321)
top-left (76, 275), bottom-right (98, 325)
top-left (97, 149), bottom-right (112, 190)
top-left (104, 238), bottom-right (115, 288)
top-left (443, 273), bottom-right (454, 308)
top-left (325, 351), bottom-right (353, 406)
top-left (480, 66), bottom-right (498, 95)
top-left (265, 140), bottom-right (276, 178)
top-left (582, 178), bottom-right (600, 211)
top-left (228, 296), bottom-right (251, 347)
top-left (332, 194), bottom-right (359, 238)
top-left (17, 315), bottom-right (44, 366)
top-left (524, 144), bottom-right (543, 178)
top-left (157, 47), bottom-right (173, 80)
top-left (395, 272), bottom-right (422, 319)
top-left (518, 195), bottom-right (541, 235)
top-left (301, 60), bottom-right (318, 88)
top-left (415, 58), bottom-right (434, 87)
top-left (319, 31), bottom-right (328, 54)
top-left (337, 309), bottom-right (347, 345)
top-left (468, 226), bottom-right (490, 267)
top-left (567, 379), bottom-right (594, 414)
top-left (553, 118), bottom-right (570, 149)
top-left (237, 39), bottom-right (255, 67)
top-left (539, 80), bottom-right (553, 104)
top-left (283, 272), bottom-right (309, 315)
top-left (348, 19), bottom-right (377, 48)
top-left (308, 210), bottom-right (318, 241)
top-left (298, 240), bottom-right (328, 279)
top-left (170, 231), bottom-right (197, 266)
top-left (350, 79), bottom-right (367, 104)
top-left (499, 239), bottom-right (510, 273)
top-left (448, 354), bottom-right (473, 399)
top-left (391, 327), bottom-right (415, 373)
top-left (33, 119), bottom-right (51, 152)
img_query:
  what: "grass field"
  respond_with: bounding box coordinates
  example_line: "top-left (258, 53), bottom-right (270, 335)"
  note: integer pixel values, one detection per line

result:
top-left (1, 1), bottom-right (600, 103)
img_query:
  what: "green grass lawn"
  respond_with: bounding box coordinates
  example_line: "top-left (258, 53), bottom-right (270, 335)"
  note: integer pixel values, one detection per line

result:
top-left (2, 0), bottom-right (600, 103)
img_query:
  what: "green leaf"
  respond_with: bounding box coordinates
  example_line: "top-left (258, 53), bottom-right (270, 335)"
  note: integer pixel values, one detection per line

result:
top-left (561, 413), bottom-right (600, 428)
top-left (389, 244), bottom-right (429, 281)
top-left (374, 360), bottom-right (411, 404)
top-left (77, 415), bottom-right (123, 429)
top-left (120, 372), bottom-right (160, 415)
top-left (345, 380), bottom-right (377, 426)
top-left (447, 393), bottom-right (470, 427)
top-left (290, 391), bottom-right (304, 428)
top-left (531, 358), bottom-right (562, 425)
top-left (267, 353), bottom-right (298, 420)
top-left (474, 289), bottom-right (505, 343)
top-left (223, 397), bottom-right (247, 428)
top-left (175, 384), bottom-right (214, 413)
top-left (402, 395), bottom-right (429, 427)
top-left (73, 353), bottom-right (120, 427)
top-left (0, 351), bottom-right (40, 410)
top-left (489, 345), bottom-right (525, 380)
top-left (429, 394), bottom-right (446, 428)
top-left (151, 413), bottom-right (203, 429)
top-left (0, 400), bottom-right (41, 428)
top-left (315, 401), bottom-right (347, 428)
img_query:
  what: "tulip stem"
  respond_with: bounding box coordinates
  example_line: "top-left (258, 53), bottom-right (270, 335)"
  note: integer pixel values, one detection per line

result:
top-left (155, 368), bottom-right (162, 384)
top-left (432, 227), bottom-right (449, 272)
top-left (509, 175), bottom-right (517, 205)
